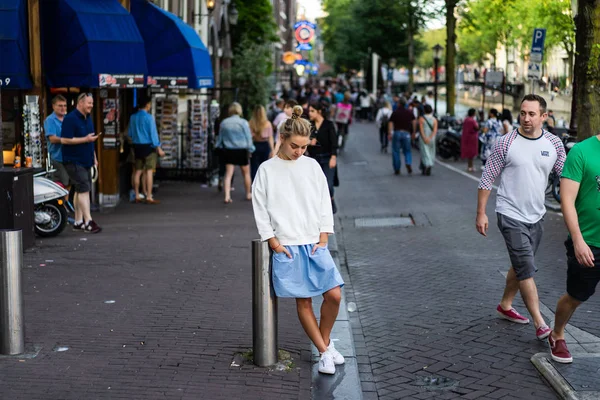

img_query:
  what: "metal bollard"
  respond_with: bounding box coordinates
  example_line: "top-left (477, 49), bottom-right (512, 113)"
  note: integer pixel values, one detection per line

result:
top-left (0, 230), bottom-right (25, 355)
top-left (252, 239), bottom-right (278, 366)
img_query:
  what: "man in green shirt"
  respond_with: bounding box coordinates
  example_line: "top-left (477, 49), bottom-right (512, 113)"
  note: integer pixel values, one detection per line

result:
top-left (548, 134), bottom-right (600, 363)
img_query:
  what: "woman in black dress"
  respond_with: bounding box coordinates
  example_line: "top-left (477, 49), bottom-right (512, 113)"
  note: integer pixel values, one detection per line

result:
top-left (308, 101), bottom-right (338, 214)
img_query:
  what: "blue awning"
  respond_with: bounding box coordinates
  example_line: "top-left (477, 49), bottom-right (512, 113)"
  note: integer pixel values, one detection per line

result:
top-left (130, 0), bottom-right (214, 89)
top-left (40, 0), bottom-right (148, 88)
top-left (0, 0), bottom-right (33, 89)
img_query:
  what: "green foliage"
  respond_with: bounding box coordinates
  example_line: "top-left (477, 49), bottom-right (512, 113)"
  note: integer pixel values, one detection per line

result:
top-left (457, 0), bottom-right (575, 64)
top-left (225, 0), bottom-right (277, 114)
top-left (417, 28), bottom-right (447, 68)
top-left (322, 0), bottom-right (432, 73)
top-left (321, 0), bottom-right (365, 72)
top-left (230, 0), bottom-right (278, 50)
top-left (225, 39), bottom-right (273, 117)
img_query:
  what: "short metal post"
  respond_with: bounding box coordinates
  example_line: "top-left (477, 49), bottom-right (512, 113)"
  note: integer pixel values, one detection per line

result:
top-left (252, 240), bottom-right (278, 366)
top-left (0, 230), bottom-right (25, 355)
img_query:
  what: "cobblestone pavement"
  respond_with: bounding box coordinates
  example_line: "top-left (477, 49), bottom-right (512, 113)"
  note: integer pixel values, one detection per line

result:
top-left (334, 122), bottom-right (600, 400)
top-left (0, 183), bottom-right (311, 399)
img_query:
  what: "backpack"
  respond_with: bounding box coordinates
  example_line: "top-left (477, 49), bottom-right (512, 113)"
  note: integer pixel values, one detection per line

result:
top-left (380, 112), bottom-right (390, 133)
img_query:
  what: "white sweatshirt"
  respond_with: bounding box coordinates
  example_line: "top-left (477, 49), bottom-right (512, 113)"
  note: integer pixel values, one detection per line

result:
top-left (252, 155), bottom-right (334, 245)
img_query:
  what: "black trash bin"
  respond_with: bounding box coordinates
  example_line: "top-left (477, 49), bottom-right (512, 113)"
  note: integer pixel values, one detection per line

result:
top-left (0, 168), bottom-right (34, 249)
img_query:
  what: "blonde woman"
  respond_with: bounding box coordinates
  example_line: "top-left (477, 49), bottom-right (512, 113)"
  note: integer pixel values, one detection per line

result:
top-left (252, 106), bottom-right (345, 375)
top-left (215, 102), bottom-right (254, 203)
top-left (249, 105), bottom-right (275, 181)
top-left (375, 101), bottom-right (393, 153)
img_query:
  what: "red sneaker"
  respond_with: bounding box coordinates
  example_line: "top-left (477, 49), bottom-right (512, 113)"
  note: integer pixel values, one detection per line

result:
top-left (496, 304), bottom-right (530, 324)
top-left (536, 325), bottom-right (551, 340)
top-left (548, 332), bottom-right (573, 363)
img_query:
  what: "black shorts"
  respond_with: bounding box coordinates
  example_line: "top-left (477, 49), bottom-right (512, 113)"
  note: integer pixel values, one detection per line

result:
top-left (565, 238), bottom-right (600, 302)
top-left (50, 160), bottom-right (70, 187)
top-left (65, 163), bottom-right (92, 193)
top-left (221, 149), bottom-right (249, 166)
top-left (497, 213), bottom-right (543, 281)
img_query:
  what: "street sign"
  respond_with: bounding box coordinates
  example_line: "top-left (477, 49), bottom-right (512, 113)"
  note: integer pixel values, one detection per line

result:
top-left (295, 43), bottom-right (312, 51)
top-left (528, 62), bottom-right (542, 79)
top-left (530, 28), bottom-right (546, 63)
top-left (294, 20), bottom-right (316, 44)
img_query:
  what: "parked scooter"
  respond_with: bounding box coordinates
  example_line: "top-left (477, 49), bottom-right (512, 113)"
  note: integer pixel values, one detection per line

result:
top-left (33, 170), bottom-right (71, 237)
top-left (436, 115), bottom-right (463, 161)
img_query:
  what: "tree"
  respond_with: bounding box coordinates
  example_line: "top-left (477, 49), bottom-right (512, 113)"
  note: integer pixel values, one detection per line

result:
top-left (400, 0), bottom-right (435, 93)
top-left (417, 29), bottom-right (446, 69)
top-left (225, 0), bottom-right (277, 113)
top-left (224, 39), bottom-right (273, 117)
top-left (323, 0), bottom-right (422, 75)
top-left (573, 0), bottom-right (600, 140)
top-left (446, 0), bottom-right (458, 116)
top-left (321, 0), bottom-right (365, 73)
top-left (230, 0), bottom-right (278, 50)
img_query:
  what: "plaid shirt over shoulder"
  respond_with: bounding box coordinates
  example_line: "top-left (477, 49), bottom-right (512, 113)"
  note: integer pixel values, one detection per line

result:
top-left (543, 131), bottom-right (566, 176)
top-left (478, 130), bottom-right (519, 190)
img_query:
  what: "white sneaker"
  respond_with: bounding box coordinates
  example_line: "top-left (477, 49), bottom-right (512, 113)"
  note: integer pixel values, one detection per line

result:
top-left (318, 351), bottom-right (336, 374)
top-left (327, 341), bottom-right (345, 365)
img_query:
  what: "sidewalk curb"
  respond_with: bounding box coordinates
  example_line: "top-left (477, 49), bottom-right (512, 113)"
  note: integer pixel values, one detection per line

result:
top-left (310, 230), bottom-right (363, 400)
top-left (531, 353), bottom-right (600, 400)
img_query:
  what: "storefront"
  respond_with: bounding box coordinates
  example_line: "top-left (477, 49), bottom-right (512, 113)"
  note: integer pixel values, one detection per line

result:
top-left (0, 0), bottom-right (35, 167)
top-left (131, 0), bottom-right (216, 183)
top-left (3, 0), bottom-right (217, 212)
top-left (40, 0), bottom-right (148, 207)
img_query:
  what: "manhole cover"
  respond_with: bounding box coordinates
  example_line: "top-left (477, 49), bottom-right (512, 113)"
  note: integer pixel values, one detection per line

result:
top-left (413, 375), bottom-right (458, 391)
top-left (354, 216), bottom-right (413, 228)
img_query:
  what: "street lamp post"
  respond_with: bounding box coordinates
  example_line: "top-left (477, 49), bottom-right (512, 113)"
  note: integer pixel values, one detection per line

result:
top-left (387, 58), bottom-right (396, 96)
top-left (432, 44), bottom-right (443, 116)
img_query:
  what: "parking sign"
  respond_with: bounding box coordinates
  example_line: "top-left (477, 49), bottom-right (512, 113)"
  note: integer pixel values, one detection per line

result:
top-left (530, 28), bottom-right (546, 63)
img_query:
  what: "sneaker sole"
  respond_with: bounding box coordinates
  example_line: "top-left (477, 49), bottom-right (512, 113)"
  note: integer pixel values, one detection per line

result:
top-left (549, 351), bottom-right (573, 364)
top-left (318, 368), bottom-right (336, 375)
top-left (548, 340), bottom-right (573, 363)
top-left (497, 310), bottom-right (530, 324)
top-left (537, 331), bottom-right (551, 341)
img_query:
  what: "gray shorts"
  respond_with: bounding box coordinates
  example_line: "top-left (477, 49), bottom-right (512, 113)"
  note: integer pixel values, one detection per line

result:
top-left (497, 213), bottom-right (543, 281)
top-left (65, 163), bottom-right (92, 193)
top-left (50, 160), bottom-right (70, 187)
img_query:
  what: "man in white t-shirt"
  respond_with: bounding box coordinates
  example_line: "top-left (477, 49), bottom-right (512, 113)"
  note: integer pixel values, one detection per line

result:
top-left (476, 94), bottom-right (566, 341)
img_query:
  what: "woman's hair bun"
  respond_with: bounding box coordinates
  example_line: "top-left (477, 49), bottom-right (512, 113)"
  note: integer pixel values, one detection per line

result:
top-left (291, 105), bottom-right (304, 119)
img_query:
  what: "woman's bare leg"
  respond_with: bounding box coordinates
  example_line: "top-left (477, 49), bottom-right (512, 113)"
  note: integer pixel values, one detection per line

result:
top-left (224, 164), bottom-right (235, 202)
top-left (296, 298), bottom-right (327, 353)
top-left (319, 287), bottom-right (342, 347)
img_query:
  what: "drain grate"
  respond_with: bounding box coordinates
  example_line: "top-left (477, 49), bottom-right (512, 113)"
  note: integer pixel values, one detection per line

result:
top-left (413, 375), bottom-right (458, 391)
top-left (354, 216), bottom-right (414, 228)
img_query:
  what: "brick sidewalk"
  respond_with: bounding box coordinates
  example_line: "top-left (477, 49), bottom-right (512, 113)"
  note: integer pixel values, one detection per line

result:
top-left (0, 183), bottom-right (311, 400)
top-left (331, 121), bottom-right (600, 399)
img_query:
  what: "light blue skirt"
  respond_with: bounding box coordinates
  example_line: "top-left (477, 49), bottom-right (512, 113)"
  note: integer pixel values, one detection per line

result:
top-left (272, 244), bottom-right (344, 298)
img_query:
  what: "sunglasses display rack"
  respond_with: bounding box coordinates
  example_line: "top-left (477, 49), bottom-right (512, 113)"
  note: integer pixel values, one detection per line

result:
top-left (185, 99), bottom-right (209, 169)
top-left (23, 95), bottom-right (43, 168)
top-left (155, 97), bottom-right (178, 168)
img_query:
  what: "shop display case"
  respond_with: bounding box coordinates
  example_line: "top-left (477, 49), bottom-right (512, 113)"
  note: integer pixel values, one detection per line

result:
top-left (155, 97), bottom-right (178, 168)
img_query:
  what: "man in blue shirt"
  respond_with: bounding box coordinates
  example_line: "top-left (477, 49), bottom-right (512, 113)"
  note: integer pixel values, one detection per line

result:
top-left (60, 93), bottom-right (101, 233)
top-left (44, 95), bottom-right (69, 186)
top-left (128, 96), bottom-right (164, 204)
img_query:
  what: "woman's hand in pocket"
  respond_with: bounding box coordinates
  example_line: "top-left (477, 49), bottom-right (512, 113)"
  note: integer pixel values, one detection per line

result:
top-left (311, 242), bottom-right (327, 255)
top-left (274, 244), bottom-right (292, 259)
